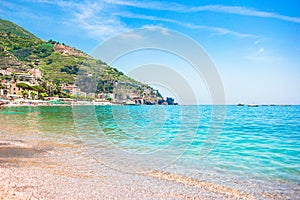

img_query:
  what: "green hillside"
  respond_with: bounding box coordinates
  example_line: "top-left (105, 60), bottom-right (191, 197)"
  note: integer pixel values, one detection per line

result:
top-left (0, 19), bottom-right (37, 38)
top-left (0, 18), bottom-right (162, 102)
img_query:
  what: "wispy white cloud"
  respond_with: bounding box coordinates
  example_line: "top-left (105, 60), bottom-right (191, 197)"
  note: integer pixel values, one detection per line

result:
top-left (117, 12), bottom-right (258, 38)
top-left (105, 0), bottom-right (300, 24)
top-left (23, 0), bottom-right (258, 40)
top-left (14, 0), bottom-right (269, 41)
top-left (26, 0), bottom-right (128, 40)
top-left (103, 0), bottom-right (186, 12)
top-left (71, 2), bottom-right (128, 40)
top-left (196, 5), bottom-right (300, 24)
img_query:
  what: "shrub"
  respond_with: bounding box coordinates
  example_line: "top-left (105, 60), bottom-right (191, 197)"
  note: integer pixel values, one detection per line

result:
top-left (16, 82), bottom-right (31, 90)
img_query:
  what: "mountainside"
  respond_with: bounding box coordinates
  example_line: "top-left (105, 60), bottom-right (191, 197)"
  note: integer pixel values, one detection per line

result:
top-left (0, 18), bottom-right (163, 104)
top-left (0, 19), bottom-right (37, 38)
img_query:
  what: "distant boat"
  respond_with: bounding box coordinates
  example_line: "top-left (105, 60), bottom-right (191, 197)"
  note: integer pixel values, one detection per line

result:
top-left (237, 103), bottom-right (244, 106)
top-left (248, 104), bottom-right (259, 107)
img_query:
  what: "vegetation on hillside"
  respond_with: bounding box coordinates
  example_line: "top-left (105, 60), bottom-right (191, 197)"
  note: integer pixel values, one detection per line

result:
top-left (0, 19), bottom-right (37, 38)
top-left (0, 18), bottom-right (162, 101)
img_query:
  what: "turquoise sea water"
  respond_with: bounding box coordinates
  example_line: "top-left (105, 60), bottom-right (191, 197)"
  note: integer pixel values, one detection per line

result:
top-left (1, 105), bottom-right (299, 198)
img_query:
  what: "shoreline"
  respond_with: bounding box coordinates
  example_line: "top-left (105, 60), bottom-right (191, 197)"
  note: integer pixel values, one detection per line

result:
top-left (0, 135), bottom-right (292, 200)
top-left (0, 138), bottom-right (258, 200)
top-left (1, 103), bottom-right (299, 108)
top-left (1, 106), bottom-right (298, 199)
top-left (0, 100), bottom-right (117, 107)
top-left (1, 99), bottom-right (298, 108)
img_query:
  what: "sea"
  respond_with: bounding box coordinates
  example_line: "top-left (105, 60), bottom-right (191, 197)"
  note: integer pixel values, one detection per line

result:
top-left (1, 105), bottom-right (299, 199)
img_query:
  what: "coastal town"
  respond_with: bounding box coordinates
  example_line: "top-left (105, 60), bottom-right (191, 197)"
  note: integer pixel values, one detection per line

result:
top-left (0, 20), bottom-right (177, 107)
top-left (0, 67), bottom-right (177, 106)
top-left (1, 2), bottom-right (299, 199)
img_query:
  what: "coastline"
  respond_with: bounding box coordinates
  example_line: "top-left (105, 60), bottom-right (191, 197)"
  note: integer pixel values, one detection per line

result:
top-left (1, 106), bottom-right (299, 199)
top-left (0, 137), bottom-right (257, 200)
top-left (0, 100), bottom-right (116, 107)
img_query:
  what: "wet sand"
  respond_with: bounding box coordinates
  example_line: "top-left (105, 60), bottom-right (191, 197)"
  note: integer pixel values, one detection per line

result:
top-left (0, 137), bottom-right (260, 200)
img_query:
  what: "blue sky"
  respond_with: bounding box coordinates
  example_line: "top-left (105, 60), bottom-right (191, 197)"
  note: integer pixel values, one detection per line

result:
top-left (1, 0), bottom-right (300, 104)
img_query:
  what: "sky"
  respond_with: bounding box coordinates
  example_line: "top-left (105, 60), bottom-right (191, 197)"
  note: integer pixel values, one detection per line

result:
top-left (1, 0), bottom-right (300, 104)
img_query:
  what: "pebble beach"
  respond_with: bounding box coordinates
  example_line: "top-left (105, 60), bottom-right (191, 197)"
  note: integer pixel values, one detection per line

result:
top-left (1, 105), bottom-right (299, 199)
top-left (0, 136), bottom-right (257, 200)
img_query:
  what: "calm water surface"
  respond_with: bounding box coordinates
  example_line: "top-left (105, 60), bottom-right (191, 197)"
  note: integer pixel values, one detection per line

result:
top-left (1, 105), bottom-right (299, 198)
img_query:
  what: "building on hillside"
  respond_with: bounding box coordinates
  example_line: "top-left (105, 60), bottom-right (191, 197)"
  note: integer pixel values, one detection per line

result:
top-left (29, 68), bottom-right (42, 79)
top-left (9, 81), bottom-right (22, 95)
top-left (0, 69), bottom-right (12, 76)
top-left (76, 89), bottom-right (87, 98)
top-left (113, 93), bottom-right (125, 103)
top-left (131, 95), bottom-right (144, 105)
top-left (125, 100), bottom-right (136, 105)
top-left (75, 91), bottom-right (87, 97)
top-left (87, 93), bottom-right (96, 98)
top-left (0, 80), bottom-right (9, 98)
top-left (15, 73), bottom-right (38, 85)
top-left (0, 80), bottom-right (5, 96)
top-left (62, 85), bottom-right (77, 95)
top-left (62, 84), bottom-right (88, 97)
top-left (96, 93), bottom-right (114, 101)
top-left (9, 81), bottom-right (36, 99)
top-left (0, 71), bottom-right (40, 99)
top-left (133, 97), bottom-right (144, 105)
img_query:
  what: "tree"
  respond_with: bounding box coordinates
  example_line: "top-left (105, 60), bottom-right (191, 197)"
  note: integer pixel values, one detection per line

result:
top-left (59, 92), bottom-right (71, 98)
top-left (3, 75), bottom-right (11, 81)
top-left (16, 82), bottom-right (31, 90)
top-left (31, 85), bottom-right (44, 92)
top-left (44, 81), bottom-right (55, 96)
top-left (21, 90), bottom-right (29, 98)
top-left (39, 92), bottom-right (48, 100)
top-left (46, 58), bottom-right (53, 65)
top-left (30, 91), bottom-right (37, 100)
top-left (61, 65), bottom-right (79, 75)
